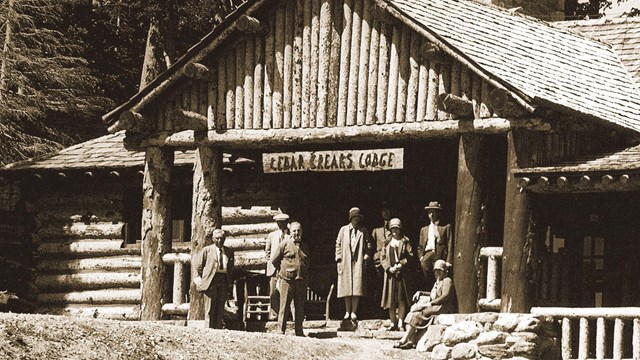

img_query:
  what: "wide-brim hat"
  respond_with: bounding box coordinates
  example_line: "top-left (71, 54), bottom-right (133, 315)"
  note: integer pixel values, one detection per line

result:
top-left (434, 259), bottom-right (449, 271)
top-left (349, 207), bottom-right (363, 220)
top-left (273, 213), bottom-right (290, 222)
top-left (212, 229), bottom-right (226, 238)
top-left (389, 218), bottom-right (402, 229)
top-left (425, 201), bottom-right (443, 211)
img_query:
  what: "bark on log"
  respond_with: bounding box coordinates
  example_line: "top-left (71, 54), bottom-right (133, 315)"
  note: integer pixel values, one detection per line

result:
top-left (365, 17), bottom-right (380, 125)
top-left (292, 1), bottom-right (303, 129)
top-left (224, 237), bottom-right (267, 251)
top-left (244, 37), bottom-right (255, 130)
top-left (385, 26), bottom-right (401, 124)
top-left (207, 72), bottom-right (216, 130)
top-left (182, 63), bottom-right (213, 80)
top-left (472, 74), bottom-right (482, 119)
top-left (38, 256), bottom-right (141, 272)
top-left (162, 303), bottom-right (190, 316)
top-left (438, 93), bottom-right (474, 119)
top-left (283, 1), bottom-right (294, 128)
top-left (141, 147), bottom-right (173, 320)
top-left (38, 288), bottom-right (141, 305)
top-left (420, 43), bottom-right (451, 64)
top-left (173, 109), bottom-right (207, 131)
top-left (454, 134), bottom-right (488, 313)
top-left (301, 0), bottom-right (311, 128)
top-left (189, 146), bottom-right (223, 320)
top-left (235, 249), bottom-right (268, 268)
top-left (480, 80), bottom-right (492, 118)
top-left (395, 26), bottom-right (410, 123)
top-left (425, 61), bottom-right (438, 120)
top-left (222, 206), bottom-right (280, 225)
top-left (308, 0), bottom-right (321, 128)
top-left (253, 37), bottom-right (264, 129)
top-left (116, 111), bottom-right (150, 133)
top-left (460, 66), bottom-right (472, 101)
top-left (437, 64), bottom-right (451, 120)
top-left (42, 305), bottom-right (140, 320)
top-left (375, 20), bottom-right (390, 124)
top-left (37, 240), bottom-right (138, 257)
top-left (221, 222), bottom-right (278, 237)
top-left (225, 51), bottom-right (236, 130)
top-left (36, 272), bottom-right (141, 292)
top-left (336, 0), bottom-right (353, 127)
top-left (263, 15), bottom-right (274, 129)
top-left (216, 58), bottom-right (227, 130)
top-left (451, 62), bottom-right (461, 97)
top-left (416, 40), bottom-right (428, 121)
top-left (235, 42), bottom-right (245, 129)
top-left (346, 0), bottom-right (363, 126)
top-left (316, 0), bottom-right (332, 128)
top-left (237, 15), bottom-right (262, 33)
top-left (273, 6), bottom-right (285, 129)
top-left (37, 223), bottom-right (125, 240)
top-left (406, 31), bottom-right (420, 123)
top-left (327, 0), bottom-right (342, 127)
top-left (355, 1), bottom-right (371, 126)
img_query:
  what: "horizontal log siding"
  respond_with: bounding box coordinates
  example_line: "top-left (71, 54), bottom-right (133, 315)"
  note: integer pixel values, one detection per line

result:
top-left (153, 0), bottom-right (501, 132)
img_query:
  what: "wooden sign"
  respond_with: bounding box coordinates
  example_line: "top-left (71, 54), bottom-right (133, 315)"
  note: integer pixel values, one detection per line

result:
top-left (263, 148), bottom-right (404, 173)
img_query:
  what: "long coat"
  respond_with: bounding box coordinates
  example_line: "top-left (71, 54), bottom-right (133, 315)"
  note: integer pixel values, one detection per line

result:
top-left (335, 224), bottom-right (373, 298)
top-left (380, 236), bottom-right (415, 309)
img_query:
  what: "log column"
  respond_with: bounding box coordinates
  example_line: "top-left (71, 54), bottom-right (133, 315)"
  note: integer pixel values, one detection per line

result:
top-left (501, 129), bottom-right (544, 313)
top-left (454, 133), bottom-right (488, 313)
top-left (141, 146), bottom-right (174, 320)
top-left (188, 146), bottom-right (223, 320)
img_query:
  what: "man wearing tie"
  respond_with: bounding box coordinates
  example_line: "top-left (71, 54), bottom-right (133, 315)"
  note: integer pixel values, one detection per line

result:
top-left (193, 229), bottom-right (234, 329)
top-left (272, 221), bottom-right (309, 336)
top-left (265, 213), bottom-right (290, 320)
top-left (418, 201), bottom-right (453, 287)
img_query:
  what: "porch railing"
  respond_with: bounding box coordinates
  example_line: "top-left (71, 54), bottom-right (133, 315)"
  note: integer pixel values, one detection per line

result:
top-left (161, 252), bottom-right (191, 316)
top-left (478, 246), bottom-right (502, 311)
top-left (532, 307), bottom-right (640, 360)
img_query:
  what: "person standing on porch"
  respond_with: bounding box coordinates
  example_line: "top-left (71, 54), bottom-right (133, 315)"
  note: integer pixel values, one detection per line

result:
top-left (193, 229), bottom-right (234, 329)
top-left (336, 207), bottom-right (373, 321)
top-left (265, 213), bottom-right (290, 321)
top-left (381, 218), bottom-right (415, 331)
top-left (372, 202), bottom-right (392, 314)
top-left (272, 221), bottom-right (309, 336)
top-left (417, 201), bottom-right (454, 286)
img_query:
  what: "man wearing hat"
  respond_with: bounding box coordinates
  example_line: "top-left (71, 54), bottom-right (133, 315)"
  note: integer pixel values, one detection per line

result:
top-left (265, 213), bottom-right (290, 320)
top-left (193, 228), bottom-right (234, 328)
top-left (417, 201), bottom-right (453, 286)
top-left (336, 207), bottom-right (373, 322)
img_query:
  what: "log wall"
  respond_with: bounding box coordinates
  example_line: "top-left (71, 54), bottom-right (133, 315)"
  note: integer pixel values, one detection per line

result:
top-left (151, 0), bottom-right (498, 132)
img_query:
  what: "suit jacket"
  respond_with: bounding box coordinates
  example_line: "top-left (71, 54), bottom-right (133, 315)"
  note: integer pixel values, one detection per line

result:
top-left (372, 225), bottom-right (391, 268)
top-left (265, 229), bottom-right (289, 277)
top-left (272, 237), bottom-right (310, 281)
top-left (418, 222), bottom-right (454, 264)
top-left (193, 244), bottom-right (234, 292)
top-left (335, 224), bottom-right (373, 298)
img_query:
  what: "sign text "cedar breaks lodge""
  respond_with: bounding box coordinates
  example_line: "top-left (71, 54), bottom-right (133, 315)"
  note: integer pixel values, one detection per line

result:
top-left (263, 148), bottom-right (404, 173)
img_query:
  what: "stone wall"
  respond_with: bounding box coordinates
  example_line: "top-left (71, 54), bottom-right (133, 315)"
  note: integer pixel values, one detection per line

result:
top-left (416, 313), bottom-right (560, 360)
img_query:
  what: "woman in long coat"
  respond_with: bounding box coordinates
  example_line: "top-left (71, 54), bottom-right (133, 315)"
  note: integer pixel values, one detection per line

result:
top-left (380, 218), bottom-right (414, 331)
top-left (336, 207), bottom-right (373, 321)
top-left (395, 259), bottom-right (456, 349)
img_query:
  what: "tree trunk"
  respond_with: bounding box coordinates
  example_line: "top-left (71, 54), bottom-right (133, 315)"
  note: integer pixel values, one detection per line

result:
top-left (188, 146), bottom-right (223, 320)
top-left (454, 134), bottom-right (488, 313)
top-left (0, 0), bottom-right (14, 91)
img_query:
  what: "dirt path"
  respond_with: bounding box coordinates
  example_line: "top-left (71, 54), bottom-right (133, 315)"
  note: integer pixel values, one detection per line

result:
top-left (0, 313), bottom-right (421, 360)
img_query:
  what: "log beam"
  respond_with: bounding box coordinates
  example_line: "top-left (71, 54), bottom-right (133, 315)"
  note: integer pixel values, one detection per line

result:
top-left (420, 42), bottom-right (451, 64)
top-left (237, 15), bottom-right (262, 33)
top-left (109, 111), bottom-right (151, 133)
top-left (172, 109), bottom-right (208, 131)
top-left (136, 118), bottom-right (551, 149)
top-left (188, 146), bottom-right (223, 320)
top-left (438, 93), bottom-right (474, 119)
top-left (140, 147), bottom-right (174, 321)
top-left (454, 134), bottom-right (488, 313)
top-left (182, 63), bottom-right (213, 80)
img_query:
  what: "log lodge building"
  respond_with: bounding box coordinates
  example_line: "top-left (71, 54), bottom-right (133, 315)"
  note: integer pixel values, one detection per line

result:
top-left (4, 0), bottom-right (640, 355)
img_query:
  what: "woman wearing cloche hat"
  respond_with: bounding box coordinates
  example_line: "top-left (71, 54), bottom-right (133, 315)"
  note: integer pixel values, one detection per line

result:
top-left (335, 207), bottom-right (373, 322)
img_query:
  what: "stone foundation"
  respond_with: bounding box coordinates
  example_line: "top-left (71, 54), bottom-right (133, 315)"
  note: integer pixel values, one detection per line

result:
top-left (416, 313), bottom-right (560, 360)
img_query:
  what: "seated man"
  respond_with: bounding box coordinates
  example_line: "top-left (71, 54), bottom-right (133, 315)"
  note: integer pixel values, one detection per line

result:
top-left (394, 259), bottom-right (456, 349)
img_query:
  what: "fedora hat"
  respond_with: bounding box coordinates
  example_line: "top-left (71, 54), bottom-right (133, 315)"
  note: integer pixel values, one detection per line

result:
top-left (389, 218), bottom-right (402, 229)
top-left (349, 207), bottom-right (363, 220)
top-left (212, 229), bottom-right (226, 238)
top-left (424, 201), bottom-right (443, 211)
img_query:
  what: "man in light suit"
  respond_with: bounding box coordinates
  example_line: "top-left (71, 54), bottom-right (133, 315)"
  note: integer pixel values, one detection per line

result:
top-left (193, 229), bottom-right (234, 329)
top-left (417, 201), bottom-right (453, 287)
top-left (265, 213), bottom-right (290, 320)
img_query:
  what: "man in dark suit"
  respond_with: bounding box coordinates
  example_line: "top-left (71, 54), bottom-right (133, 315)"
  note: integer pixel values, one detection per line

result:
top-left (193, 229), bottom-right (234, 329)
top-left (417, 201), bottom-right (453, 287)
top-left (272, 221), bottom-right (309, 336)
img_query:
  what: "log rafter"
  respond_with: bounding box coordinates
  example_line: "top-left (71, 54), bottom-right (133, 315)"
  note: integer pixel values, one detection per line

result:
top-left (516, 173), bottom-right (640, 193)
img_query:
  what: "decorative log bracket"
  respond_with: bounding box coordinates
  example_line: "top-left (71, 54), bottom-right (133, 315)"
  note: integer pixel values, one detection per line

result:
top-left (438, 93), bottom-right (474, 119)
top-left (110, 111), bottom-right (151, 133)
top-left (237, 15), bottom-right (262, 33)
top-left (420, 43), bottom-right (451, 64)
top-left (488, 88), bottom-right (528, 118)
top-left (172, 109), bottom-right (208, 131)
top-left (182, 63), bottom-right (213, 81)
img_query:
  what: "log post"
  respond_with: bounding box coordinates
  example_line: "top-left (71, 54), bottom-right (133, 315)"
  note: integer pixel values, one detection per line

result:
top-left (454, 133), bottom-right (488, 313)
top-left (188, 146), bottom-right (223, 320)
top-left (140, 147), bottom-right (174, 320)
top-left (501, 129), bottom-right (545, 313)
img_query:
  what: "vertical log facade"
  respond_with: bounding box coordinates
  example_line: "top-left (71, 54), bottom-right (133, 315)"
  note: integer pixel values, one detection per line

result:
top-left (148, 0), bottom-right (498, 132)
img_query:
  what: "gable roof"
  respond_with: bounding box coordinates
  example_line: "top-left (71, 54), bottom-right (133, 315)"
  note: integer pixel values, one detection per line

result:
top-left (553, 17), bottom-right (640, 86)
top-left (386, 0), bottom-right (640, 133)
top-left (103, 0), bottom-right (640, 135)
top-left (0, 132), bottom-right (248, 172)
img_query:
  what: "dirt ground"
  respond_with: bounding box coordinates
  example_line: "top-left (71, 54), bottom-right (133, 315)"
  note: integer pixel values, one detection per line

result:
top-left (0, 313), bottom-right (422, 360)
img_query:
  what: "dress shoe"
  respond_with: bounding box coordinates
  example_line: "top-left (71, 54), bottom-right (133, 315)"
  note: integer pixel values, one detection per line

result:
top-left (399, 341), bottom-right (415, 350)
